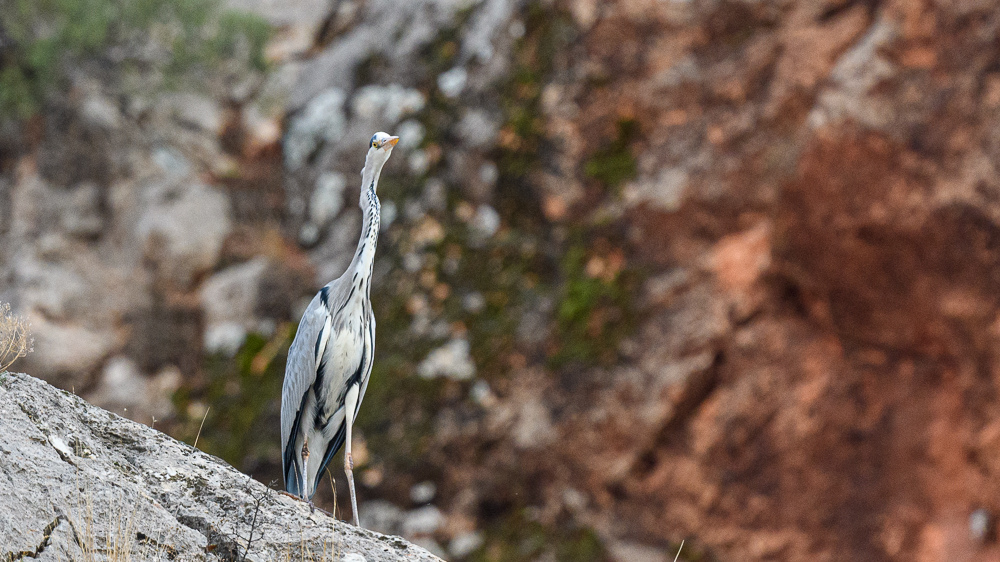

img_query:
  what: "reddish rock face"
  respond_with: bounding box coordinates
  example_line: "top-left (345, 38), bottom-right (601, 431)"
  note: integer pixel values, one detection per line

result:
top-left (432, 1), bottom-right (1000, 561)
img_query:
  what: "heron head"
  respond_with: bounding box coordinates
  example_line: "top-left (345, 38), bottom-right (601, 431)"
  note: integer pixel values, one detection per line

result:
top-left (360, 132), bottom-right (399, 190)
top-left (369, 132), bottom-right (399, 153)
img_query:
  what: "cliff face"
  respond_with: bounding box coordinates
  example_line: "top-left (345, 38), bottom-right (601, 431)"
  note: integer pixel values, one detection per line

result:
top-left (0, 371), bottom-right (441, 561)
top-left (5, 0), bottom-right (1000, 560)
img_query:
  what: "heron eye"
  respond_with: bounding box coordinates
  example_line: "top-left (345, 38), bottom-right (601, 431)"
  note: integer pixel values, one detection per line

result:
top-left (370, 135), bottom-right (378, 148)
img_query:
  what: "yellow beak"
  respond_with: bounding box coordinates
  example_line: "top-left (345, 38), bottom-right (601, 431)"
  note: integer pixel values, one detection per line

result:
top-left (384, 136), bottom-right (399, 149)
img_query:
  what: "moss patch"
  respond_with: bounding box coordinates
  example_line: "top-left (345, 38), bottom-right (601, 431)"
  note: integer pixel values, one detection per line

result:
top-left (0, 0), bottom-right (271, 120)
top-left (470, 508), bottom-right (606, 562)
top-left (551, 234), bottom-right (643, 367)
top-left (584, 119), bottom-right (639, 191)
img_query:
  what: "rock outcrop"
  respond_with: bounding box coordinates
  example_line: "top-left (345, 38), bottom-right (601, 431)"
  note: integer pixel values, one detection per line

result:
top-left (0, 371), bottom-right (441, 562)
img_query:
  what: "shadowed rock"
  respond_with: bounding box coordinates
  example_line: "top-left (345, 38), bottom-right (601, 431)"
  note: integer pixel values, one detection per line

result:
top-left (0, 371), bottom-right (441, 562)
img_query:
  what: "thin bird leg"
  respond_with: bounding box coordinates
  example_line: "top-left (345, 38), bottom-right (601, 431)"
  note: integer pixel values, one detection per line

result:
top-left (301, 438), bottom-right (311, 509)
top-left (344, 384), bottom-right (361, 527)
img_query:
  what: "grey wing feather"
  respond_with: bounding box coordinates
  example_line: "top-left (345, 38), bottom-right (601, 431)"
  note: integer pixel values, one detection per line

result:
top-left (280, 291), bottom-right (327, 463)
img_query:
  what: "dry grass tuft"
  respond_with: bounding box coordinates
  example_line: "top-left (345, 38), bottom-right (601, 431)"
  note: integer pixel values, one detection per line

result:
top-left (0, 302), bottom-right (33, 372)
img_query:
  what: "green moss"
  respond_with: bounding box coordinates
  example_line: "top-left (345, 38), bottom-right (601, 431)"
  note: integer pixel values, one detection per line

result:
top-left (584, 119), bottom-right (638, 190)
top-left (470, 508), bottom-right (606, 562)
top-left (494, 4), bottom-right (574, 222)
top-left (551, 237), bottom-right (643, 367)
top-left (0, 0), bottom-right (271, 120)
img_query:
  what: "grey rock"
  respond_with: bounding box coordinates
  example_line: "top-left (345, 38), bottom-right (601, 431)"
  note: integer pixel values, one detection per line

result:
top-left (417, 338), bottom-right (476, 381)
top-left (970, 508), bottom-right (994, 544)
top-left (623, 167), bottom-right (689, 212)
top-left (380, 200), bottom-right (399, 232)
top-left (409, 481), bottom-right (437, 504)
top-left (408, 150), bottom-right (431, 175)
top-left (449, 531), bottom-right (484, 558)
top-left (809, 18), bottom-right (898, 131)
top-left (151, 146), bottom-right (194, 178)
top-left (80, 90), bottom-right (122, 130)
top-left (285, 88), bottom-right (348, 170)
top-left (470, 204), bottom-right (501, 239)
top-left (91, 355), bottom-right (145, 410)
top-left (86, 356), bottom-right (182, 423)
top-left (310, 172), bottom-right (349, 226)
top-left (61, 182), bottom-right (105, 238)
top-left (137, 181), bottom-right (232, 289)
top-left (361, 499), bottom-right (405, 536)
top-left (436, 67), bottom-right (467, 98)
top-left (199, 257), bottom-right (271, 353)
top-left (158, 92), bottom-right (225, 135)
top-left (0, 372), bottom-right (443, 562)
top-left (23, 316), bottom-right (116, 380)
top-left (203, 322), bottom-right (249, 357)
top-left (460, 0), bottom-right (517, 65)
top-left (289, 0), bottom-right (468, 110)
top-left (351, 84), bottom-right (426, 124)
top-left (401, 505), bottom-right (444, 537)
top-left (395, 120), bottom-right (426, 149)
top-left (223, 0), bottom-right (329, 27)
top-left (462, 291), bottom-right (486, 313)
top-left (222, 0), bottom-right (330, 62)
top-left (422, 178), bottom-right (448, 212)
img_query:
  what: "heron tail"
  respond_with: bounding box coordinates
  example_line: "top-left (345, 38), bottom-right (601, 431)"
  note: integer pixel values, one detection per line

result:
top-left (284, 457), bottom-right (304, 497)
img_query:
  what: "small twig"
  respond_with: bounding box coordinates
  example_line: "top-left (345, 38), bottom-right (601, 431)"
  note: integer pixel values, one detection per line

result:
top-left (326, 468), bottom-right (338, 520)
top-left (193, 406), bottom-right (211, 449)
top-left (673, 539), bottom-right (685, 562)
top-left (241, 476), bottom-right (265, 562)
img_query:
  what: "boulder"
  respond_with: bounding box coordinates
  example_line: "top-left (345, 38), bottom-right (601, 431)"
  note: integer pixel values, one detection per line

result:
top-left (0, 371), bottom-right (442, 562)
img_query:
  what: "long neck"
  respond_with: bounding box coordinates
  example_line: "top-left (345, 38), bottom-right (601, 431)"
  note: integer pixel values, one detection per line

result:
top-left (353, 180), bottom-right (380, 277)
top-left (349, 156), bottom-right (383, 292)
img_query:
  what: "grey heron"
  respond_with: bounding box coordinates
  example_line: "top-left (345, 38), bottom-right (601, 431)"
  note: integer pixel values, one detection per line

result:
top-left (281, 131), bottom-right (399, 525)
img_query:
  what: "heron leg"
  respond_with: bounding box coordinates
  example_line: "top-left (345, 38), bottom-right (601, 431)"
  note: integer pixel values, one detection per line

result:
top-left (344, 383), bottom-right (361, 527)
top-left (300, 438), bottom-right (310, 502)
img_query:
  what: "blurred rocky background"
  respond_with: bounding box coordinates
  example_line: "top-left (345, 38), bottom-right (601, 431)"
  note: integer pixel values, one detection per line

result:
top-left (4, 0), bottom-right (1000, 560)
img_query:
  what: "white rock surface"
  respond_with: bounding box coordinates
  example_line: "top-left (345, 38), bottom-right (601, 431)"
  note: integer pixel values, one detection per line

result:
top-left (436, 67), bottom-right (467, 98)
top-left (284, 88), bottom-right (348, 169)
top-left (137, 182), bottom-right (232, 289)
top-left (402, 505), bottom-right (445, 536)
top-left (417, 338), bottom-right (476, 381)
top-left (310, 172), bottom-right (348, 226)
top-left (0, 372), bottom-right (443, 562)
top-left (24, 315), bottom-right (116, 378)
top-left (199, 257), bottom-right (271, 353)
